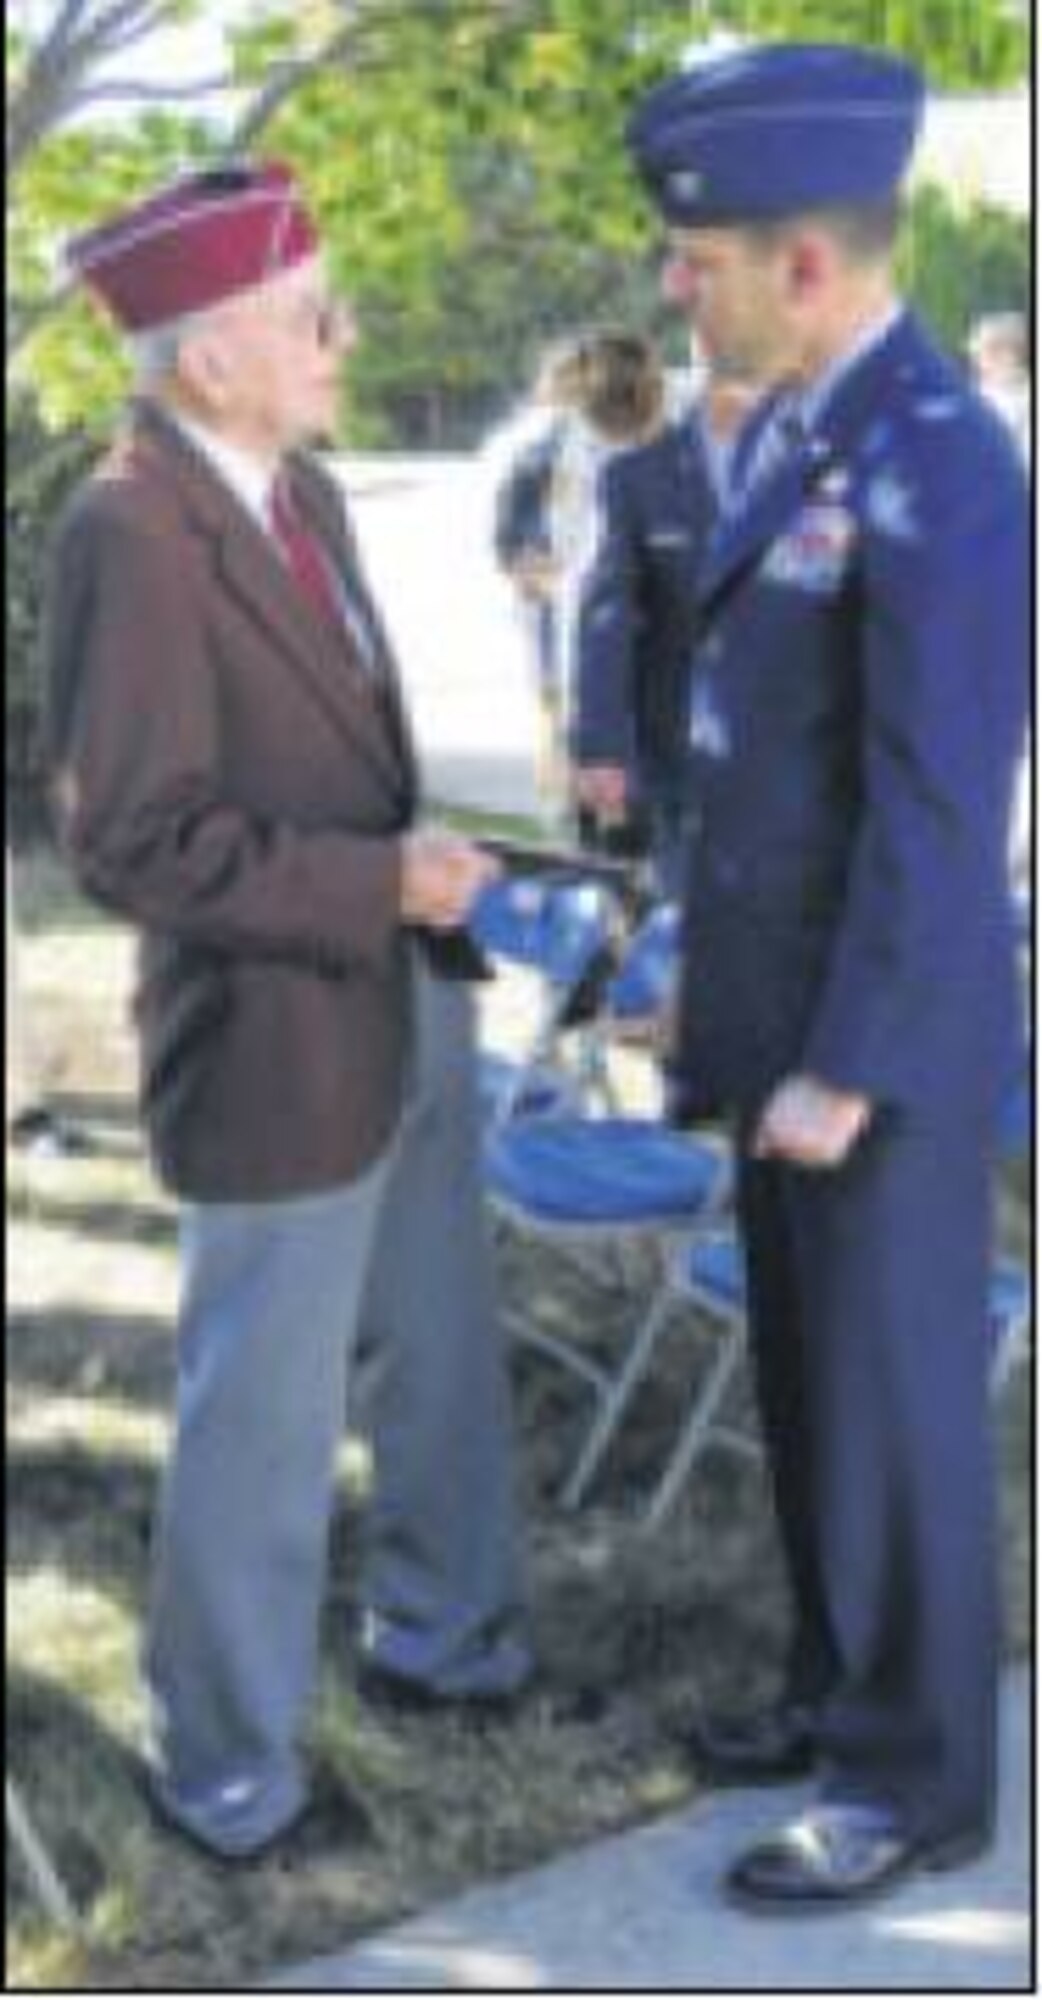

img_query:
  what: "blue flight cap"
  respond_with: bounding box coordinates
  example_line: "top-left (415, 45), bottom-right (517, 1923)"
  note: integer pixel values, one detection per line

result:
top-left (627, 42), bottom-right (925, 226)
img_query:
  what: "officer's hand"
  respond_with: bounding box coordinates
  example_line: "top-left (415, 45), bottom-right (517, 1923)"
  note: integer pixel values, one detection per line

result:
top-left (400, 827), bottom-right (501, 932)
top-left (573, 764), bottom-right (630, 826)
top-left (751, 1075), bottom-right (872, 1168)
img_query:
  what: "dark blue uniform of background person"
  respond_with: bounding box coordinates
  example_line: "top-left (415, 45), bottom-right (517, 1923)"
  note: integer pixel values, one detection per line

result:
top-left (573, 405), bottom-right (724, 895)
top-left (627, 42), bottom-right (1030, 1910)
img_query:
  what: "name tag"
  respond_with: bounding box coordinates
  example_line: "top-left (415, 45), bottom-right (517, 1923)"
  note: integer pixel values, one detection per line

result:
top-left (760, 500), bottom-right (857, 595)
top-left (647, 525), bottom-right (694, 550)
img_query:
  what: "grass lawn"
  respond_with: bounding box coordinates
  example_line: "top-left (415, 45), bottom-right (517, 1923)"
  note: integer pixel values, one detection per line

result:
top-left (6, 846), bottom-right (1031, 1991)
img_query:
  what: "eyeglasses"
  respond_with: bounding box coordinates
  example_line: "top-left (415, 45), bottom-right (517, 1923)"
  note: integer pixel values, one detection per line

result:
top-left (274, 298), bottom-right (355, 349)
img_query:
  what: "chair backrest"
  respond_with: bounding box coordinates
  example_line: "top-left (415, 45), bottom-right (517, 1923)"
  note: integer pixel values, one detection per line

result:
top-left (470, 875), bottom-right (616, 990)
top-left (603, 902), bottom-right (681, 1022)
top-left (996, 1066), bottom-right (1032, 1164)
top-left (470, 875), bottom-right (621, 1126)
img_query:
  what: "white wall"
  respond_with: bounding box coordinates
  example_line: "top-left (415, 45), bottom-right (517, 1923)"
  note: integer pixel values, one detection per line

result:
top-left (338, 455), bottom-right (543, 820)
top-left (917, 89), bottom-right (1030, 212)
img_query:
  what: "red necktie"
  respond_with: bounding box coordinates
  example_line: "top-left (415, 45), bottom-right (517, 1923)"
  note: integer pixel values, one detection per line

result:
top-left (269, 477), bottom-right (343, 628)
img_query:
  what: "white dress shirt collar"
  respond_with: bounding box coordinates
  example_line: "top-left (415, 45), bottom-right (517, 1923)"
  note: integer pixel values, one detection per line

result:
top-left (171, 413), bottom-right (278, 533)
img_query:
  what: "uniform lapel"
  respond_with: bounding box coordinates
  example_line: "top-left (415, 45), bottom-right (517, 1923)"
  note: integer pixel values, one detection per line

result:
top-left (696, 435), bottom-right (826, 610)
top-left (696, 311), bottom-right (915, 614)
top-left (675, 412), bottom-right (719, 514)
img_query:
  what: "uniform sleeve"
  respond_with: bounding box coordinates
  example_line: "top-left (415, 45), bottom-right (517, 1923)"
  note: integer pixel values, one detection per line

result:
top-left (45, 499), bottom-right (402, 974)
top-left (801, 423), bottom-right (1030, 1106)
top-left (571, 455), bottom-right (641, 767)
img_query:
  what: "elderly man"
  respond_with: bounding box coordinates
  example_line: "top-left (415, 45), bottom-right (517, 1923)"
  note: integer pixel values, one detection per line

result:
top-left (46, 162), bottom-right (530, 1863)
top-left (622, 46), bottom-right (1029, 1906)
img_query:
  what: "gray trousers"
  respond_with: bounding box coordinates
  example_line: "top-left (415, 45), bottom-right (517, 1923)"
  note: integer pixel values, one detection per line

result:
top-left (144, 962), bottom-right (529, 1856)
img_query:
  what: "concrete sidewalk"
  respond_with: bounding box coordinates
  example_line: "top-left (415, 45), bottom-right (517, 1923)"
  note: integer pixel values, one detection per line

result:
top-left (270, 1669), bottom-right (1032, 1991)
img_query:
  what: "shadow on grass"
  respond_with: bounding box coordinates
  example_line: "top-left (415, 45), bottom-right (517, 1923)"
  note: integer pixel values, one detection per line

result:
top-left (7, 1666), bottom-right (144, 1913)
top-left (7, 1436), bottom-right (159, 1614)
top-left (7, 1182), bottom-right (176, 1251)
top-left (7, 1305), bottom-right (175, 1413)
top-left (47, 1089), bottom-right (140, 1129)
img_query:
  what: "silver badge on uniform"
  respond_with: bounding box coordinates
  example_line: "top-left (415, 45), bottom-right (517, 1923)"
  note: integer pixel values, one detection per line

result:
top-left (866, 467), bottom-right (920, 543)
top-left (667, 167), bottom-right (705, 203)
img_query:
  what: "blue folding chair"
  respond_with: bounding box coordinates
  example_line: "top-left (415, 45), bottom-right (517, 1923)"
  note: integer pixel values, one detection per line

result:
top-left (485, 1108), bottom-right (733, 1506)
top-left (469, 875), bottom-right (620, 1126)
top-left (570, 901), bottom-right (682, 1113)
top-left (7, 1779), bottom-right (78, 1930)
top-left (605, 902), bottom-right (682, 1024)
top-left (577, 1053), bottom-right (1034, 1530)
top-left (634, 1214), bottom-right (1032, 1534)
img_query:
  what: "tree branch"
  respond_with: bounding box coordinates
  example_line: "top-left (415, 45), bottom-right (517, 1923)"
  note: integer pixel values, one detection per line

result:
top-left (74, 71), bottom-right (237, 105)
top-left (80, 2), bottom-right (183, 60)
top-left (223, 0), bottom-right (543, 153)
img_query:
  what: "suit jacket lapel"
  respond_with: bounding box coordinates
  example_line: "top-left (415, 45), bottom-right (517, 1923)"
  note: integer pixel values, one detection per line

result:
top-left (289, 457), bottom-right (421, 800)
top-left (133, 404), bottom-right (408, 799)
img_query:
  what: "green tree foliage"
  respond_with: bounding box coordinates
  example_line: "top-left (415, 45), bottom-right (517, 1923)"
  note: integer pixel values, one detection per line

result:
top-left (899, 182), bottom-right (1030, 354)
top-left (4, 0), bottom-right (1029, 792)
top-left (12, 116), bottom-right (214, 429)
top-left (8, 0), bottom-right (1030, 445)
top-left (260, 0), bottom-right (1028, 438)
top-left (679, 0), bottom-right (1026, 86)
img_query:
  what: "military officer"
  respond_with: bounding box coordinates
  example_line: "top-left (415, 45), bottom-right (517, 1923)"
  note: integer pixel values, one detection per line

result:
top-left (46, 164), bottom-right (531, 1863)
top-left (572, 355), bottom-right (758, 894)
top-left (624, 45), bottom-right (1029, 1906)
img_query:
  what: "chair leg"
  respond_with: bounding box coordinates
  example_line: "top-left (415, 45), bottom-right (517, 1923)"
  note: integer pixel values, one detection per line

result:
top-left (571, 1028), bottom-right (620, 1114)
top-left (641, 1318), bottom-right (747, 1534)
top-left (6, 1780), bottom-right (79, 1930)
top-left (561, 1285), bottom-right (677, 1510)
top-left (510, 1315), bottom-right (611, 1395)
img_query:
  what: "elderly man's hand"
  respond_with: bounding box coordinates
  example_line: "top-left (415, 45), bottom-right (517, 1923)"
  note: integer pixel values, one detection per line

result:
top-left (752, 1074), bottom-right (872, 1169)
top-left (573, 763), bottom-right (630, 825)
top-left (400, 827), bottom-right (501, 932)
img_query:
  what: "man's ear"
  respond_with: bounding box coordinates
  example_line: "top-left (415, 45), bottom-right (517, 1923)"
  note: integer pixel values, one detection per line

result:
top-left (787, 230), bottom-right (831, 300)
top-left (178, 328), bottom-right (233, 413)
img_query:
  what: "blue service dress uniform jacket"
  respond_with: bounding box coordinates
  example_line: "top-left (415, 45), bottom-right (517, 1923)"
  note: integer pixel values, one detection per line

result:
top-left (573, 412), bottom-right (719, 834)
top-left (672, 309), bottom-right (1029, 1844)
top-left (673, 311), bottom-right (1028, 1127)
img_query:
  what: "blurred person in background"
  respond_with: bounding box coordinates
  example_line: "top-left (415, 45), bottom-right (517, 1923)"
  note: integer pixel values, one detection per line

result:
top-left (967, 310), bottom-right (1031, 462)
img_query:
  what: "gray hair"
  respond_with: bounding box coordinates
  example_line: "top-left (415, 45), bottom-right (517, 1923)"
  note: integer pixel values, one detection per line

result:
top-left (126, 304), bottom-right (219, 387)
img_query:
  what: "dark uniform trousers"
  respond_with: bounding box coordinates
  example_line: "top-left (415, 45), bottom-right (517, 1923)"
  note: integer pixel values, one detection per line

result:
top-left (739, 1109), bottom-right (999, 1841)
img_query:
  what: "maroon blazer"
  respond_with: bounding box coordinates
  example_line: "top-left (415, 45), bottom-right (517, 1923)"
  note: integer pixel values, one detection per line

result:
top-left (45, 401), bottom-right (478, 1201)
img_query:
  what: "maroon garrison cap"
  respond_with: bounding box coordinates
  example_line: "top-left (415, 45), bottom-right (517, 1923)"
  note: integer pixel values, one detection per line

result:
top-left (65, 160), bottom-right (320, 332)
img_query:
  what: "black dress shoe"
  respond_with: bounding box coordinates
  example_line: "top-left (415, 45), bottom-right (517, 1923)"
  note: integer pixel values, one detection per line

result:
top-left (355, 1659), bottom-right (529, 1722)
top-left (684, 1703), bottom-right (818, 1785)
top-left (726, 1803), bottom-right (991, 1912)
top-left (142, 1764), bottom-right (372, 1868)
